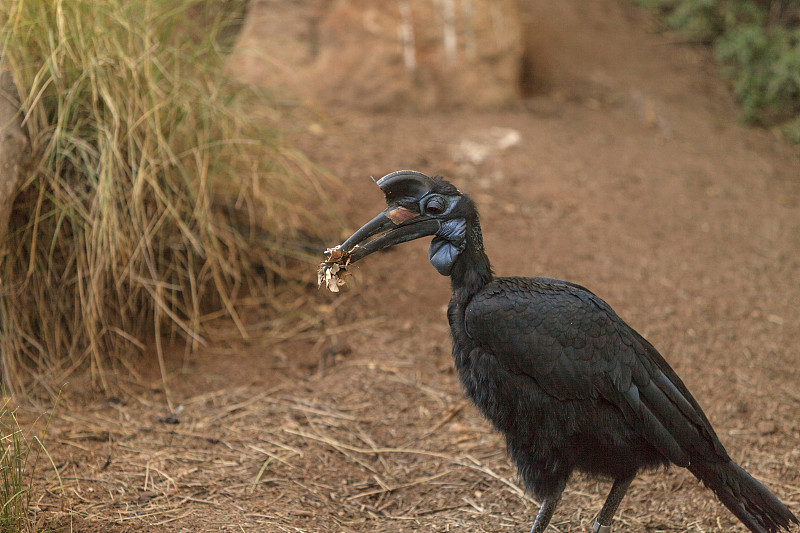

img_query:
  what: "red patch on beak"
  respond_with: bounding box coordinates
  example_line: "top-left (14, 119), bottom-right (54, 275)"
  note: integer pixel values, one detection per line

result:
top-left (387, 207), bottom-right (418, 224)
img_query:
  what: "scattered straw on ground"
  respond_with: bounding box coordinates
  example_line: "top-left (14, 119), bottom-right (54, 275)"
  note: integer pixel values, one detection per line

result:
top-left (21, 326), bottom-right (800, 532)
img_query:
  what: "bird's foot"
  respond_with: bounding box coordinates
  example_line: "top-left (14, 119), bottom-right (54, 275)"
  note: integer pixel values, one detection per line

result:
top-left (591, 520), bottom-right (612, 533)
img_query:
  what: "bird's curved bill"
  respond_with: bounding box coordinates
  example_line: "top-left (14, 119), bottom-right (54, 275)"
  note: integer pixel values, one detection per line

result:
top-left (319, 170), bottom-right (440, 292)
top-left (333, 206), bottom-right (440, 264)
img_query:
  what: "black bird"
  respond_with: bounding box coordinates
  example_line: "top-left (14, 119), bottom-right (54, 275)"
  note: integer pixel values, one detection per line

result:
top-left (324, 170), bottom-right (798, 533)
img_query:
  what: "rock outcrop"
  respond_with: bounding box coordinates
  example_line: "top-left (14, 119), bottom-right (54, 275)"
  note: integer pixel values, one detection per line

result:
top-left (227, 0), bottom-right (523, 111)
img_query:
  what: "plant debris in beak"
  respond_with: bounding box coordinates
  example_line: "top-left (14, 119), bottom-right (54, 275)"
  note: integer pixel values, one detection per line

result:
top-left (318, 246), bottom-right (354, 292)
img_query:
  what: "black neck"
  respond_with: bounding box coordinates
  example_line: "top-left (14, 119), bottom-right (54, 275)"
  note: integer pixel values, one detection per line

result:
top-left (449, 219), bottom-right (493, 302)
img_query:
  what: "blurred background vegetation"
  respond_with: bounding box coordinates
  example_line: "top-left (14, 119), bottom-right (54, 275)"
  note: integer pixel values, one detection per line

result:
top-left (0, 0), bottom-right (340, 395)
top-left (636, 0), bottom-right (800, 143)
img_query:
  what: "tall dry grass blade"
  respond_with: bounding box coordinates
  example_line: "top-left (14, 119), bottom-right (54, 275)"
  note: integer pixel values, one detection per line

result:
top-left (0, 0), bottom-right (342, 394)
top-left (0, 391), bottom-right (63, 532)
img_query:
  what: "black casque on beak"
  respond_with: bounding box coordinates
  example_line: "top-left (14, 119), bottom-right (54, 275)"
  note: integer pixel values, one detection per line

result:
top-left (377, 170), bottom-right (434, 203)
top-left (332, 171), bottom-right (465, 275)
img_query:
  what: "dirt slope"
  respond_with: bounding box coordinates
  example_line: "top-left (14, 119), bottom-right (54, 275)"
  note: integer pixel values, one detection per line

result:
top-left (28, 1), bottom-right (800, 532)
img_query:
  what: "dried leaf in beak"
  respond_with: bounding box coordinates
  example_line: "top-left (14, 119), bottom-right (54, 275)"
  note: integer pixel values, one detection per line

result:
top-left (318, 246), bottom-right (353, 293)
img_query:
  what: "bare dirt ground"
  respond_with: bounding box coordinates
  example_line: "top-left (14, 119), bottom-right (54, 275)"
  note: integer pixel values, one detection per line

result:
top-left (20, 1), bottom-right (800, 532)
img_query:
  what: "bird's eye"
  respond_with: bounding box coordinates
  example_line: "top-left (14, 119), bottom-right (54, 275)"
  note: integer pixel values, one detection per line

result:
top-left (425, 196), bottom-right (447, 215)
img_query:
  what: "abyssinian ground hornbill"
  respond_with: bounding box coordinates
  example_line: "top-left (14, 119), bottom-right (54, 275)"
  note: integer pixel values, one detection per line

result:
top-left (319, 170), bottom-right (798, 533)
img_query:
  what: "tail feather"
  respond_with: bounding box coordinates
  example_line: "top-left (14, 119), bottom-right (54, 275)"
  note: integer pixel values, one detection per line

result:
top-left (689, 460), bottom-right (798, 533)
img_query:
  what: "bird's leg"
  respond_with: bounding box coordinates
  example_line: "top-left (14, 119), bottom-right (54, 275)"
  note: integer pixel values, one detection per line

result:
top-left (529, 481), bottom-right (566, 533)
top-left (591, 475), bottom-right (635, 533)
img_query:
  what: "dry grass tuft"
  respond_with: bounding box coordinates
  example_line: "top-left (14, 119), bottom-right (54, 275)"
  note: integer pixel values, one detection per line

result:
top-left (1, 393), bottom-right (62, 533)
top-left (0, 0), bottom-right (341, 394)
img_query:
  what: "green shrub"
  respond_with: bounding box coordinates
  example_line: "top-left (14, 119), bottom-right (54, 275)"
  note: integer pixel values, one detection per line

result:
top-left (634, 0), bottom-right (800, 141)
top-left (0, 0), bottom-right (340, 393)
top-left (666, 0), bottom-right (723, 43)
top-left (716, 23), bottom-right (800, 124)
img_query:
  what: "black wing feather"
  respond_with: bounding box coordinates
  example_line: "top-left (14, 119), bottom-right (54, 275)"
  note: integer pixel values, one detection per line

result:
top-left (465, 276), bottom-right (729, 467)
